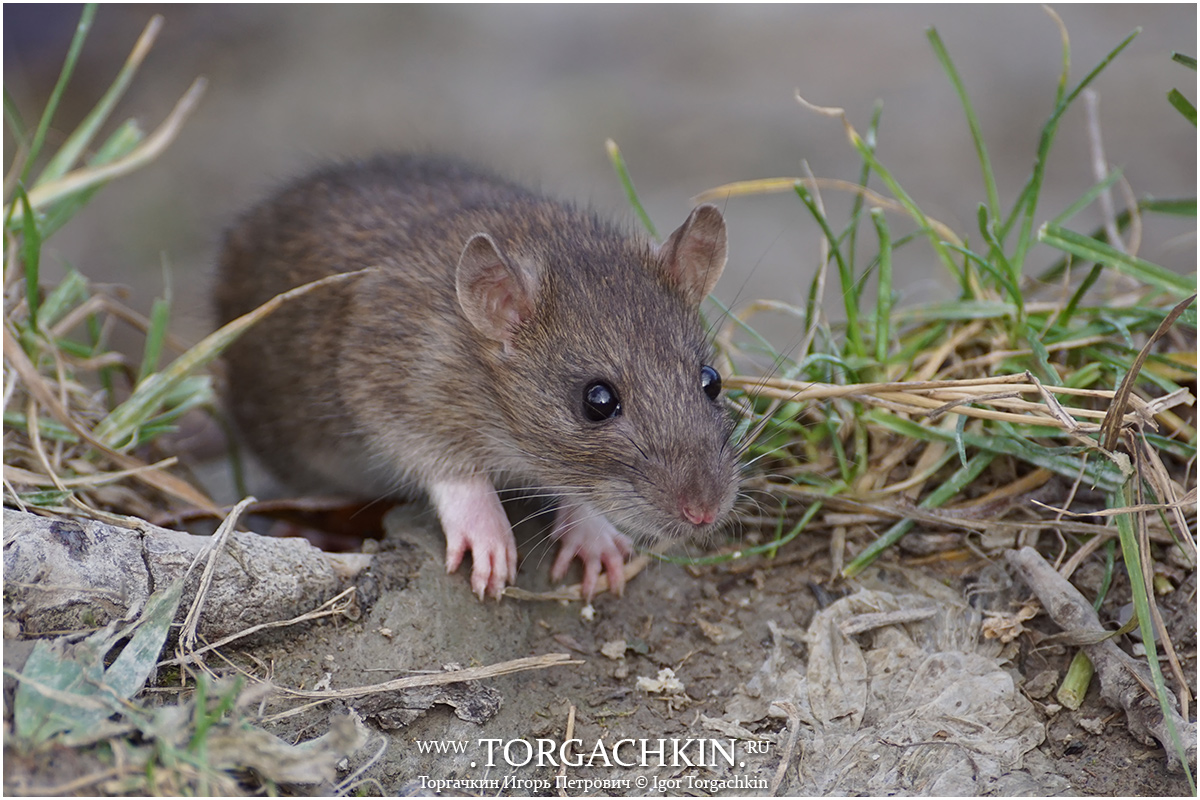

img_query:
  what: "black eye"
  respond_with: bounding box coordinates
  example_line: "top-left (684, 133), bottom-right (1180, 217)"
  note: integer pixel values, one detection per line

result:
top-left (700, 365), bottom-right (721, 401)
top-left (583, 381), bottom-right (622, 422)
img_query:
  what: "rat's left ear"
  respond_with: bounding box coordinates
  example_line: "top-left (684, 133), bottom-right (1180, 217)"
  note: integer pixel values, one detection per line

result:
top-left (456, 232), bottom-right (539, 352)
top-left (656, 204), bottom-right (727, 307)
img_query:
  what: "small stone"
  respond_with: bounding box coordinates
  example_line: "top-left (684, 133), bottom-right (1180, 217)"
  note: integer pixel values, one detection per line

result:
top-left (1024, 670), bottom-right (1059, 699)
top-left (636, 667), bottom-right (685, 694)
top-left (601, 639), bottom-right (628, 660)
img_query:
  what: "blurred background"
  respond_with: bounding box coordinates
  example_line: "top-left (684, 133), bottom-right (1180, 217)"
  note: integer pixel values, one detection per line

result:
top-left (5, 4), bottom-right (1196, 354)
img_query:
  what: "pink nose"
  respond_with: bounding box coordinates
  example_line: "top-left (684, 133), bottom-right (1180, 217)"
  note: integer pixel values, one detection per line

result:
top-left (681, 502), bottom-right (717, 526)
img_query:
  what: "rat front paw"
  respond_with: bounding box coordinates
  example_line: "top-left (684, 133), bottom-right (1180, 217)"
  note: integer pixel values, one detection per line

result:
top-left (444, 524), bottom-right (517, 600)
top-left (550, 502), bottom-right (634, 599)
top-left (428, 478), bottom-right (518, 600)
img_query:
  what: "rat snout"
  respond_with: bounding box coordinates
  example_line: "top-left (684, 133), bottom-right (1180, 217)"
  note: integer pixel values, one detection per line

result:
top-left (671, 461), bottom-right (738, 532)
top-left (680, 498), bottom-right (720, 526)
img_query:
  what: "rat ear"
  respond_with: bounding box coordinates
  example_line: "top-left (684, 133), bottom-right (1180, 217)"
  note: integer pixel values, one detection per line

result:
top-left (456, 233), bottom-right (539, 350)
top-left (656, 204), bottom-right (727, 307)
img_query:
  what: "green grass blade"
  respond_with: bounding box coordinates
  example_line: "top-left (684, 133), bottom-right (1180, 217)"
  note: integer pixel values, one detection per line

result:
top-left (138, 297), bottom-right (171, 384)
top-left (1166, 89), bottom-right (1196, 126)
top-left (8, 78), bottom-right (206, 224)
top-left (605, 138), bottom-right (658, 241)
top-left (1171, 52), bottom-right (1196, 70)
top-left (1051, 169), bottom-right (1123, 227)
top-left (14, 490), bottom-right (75, 507)
top-left (35, 268), bottom-right (89, 329)
top-left (1024, 324), bottom-right (1061, 385)
top-left (794, 182), bottom-right (864, 361)
top-left (40, 16), bottom-right (162, 184)
top-left (845, 100), bottom-right (883, 279)
top-left (4, 89), bottom-right (29, 152)
top-left (953, 413), bottom-right (969, 466)
top-left (41, 119), bottom-right (143, 239)
top-left (842, 127), bottom-right (965, 287)
top-left (927, 27), bottom-right (1001, 220)
top-left (1005, 29), bottom-right (1140, 272)
top-left (1037, 210), bottom-right (1131, 284)
top-left (657, 501), bottom-right (823, 566)
top-left (1057, 264), bottom-right (1103, 329)
top-left (892, 299), bottom-right (1019, 323)
top-left (13, 640), bottom-right (104, 745)
top-left (1093, 538), bottom-right (1117, 610)
top-left (1038, 223), bottom-right (1195, 298)
top-left (1139, 197), bottom-right (1196, 216)
top-left (706, 295), bottom-right (782, 360)
top-left (843, 449), bottom-right (996, 578)
top-left (870, 411), bottom-right (1127, 493)
top-left (13, 622), bottom-right (124, 746)
top-left (870, 208), bottom-right (893, 365)
top-left (3, 412), bottom-right (79, 443)
top-left (1144, 431), bottom-right (1198, 462)
top-left (12, 582), bottom-right (183, 747)
top-left (1111, 486), bottom-right (1195, 791)
top-left (994, 4), bottom-right (1072, 248)
top-left (973, 206), bottom-right (1024, 321)
top-left (14, 186), bottom-right (42, 327)
top-left (102, 582), bottom-right (184, 701)
top-left (145, 376), bottom-right (212, 429)
top-left (944, 240), bottom-right (1023, 318)
top-left (189, 675), bottom-right (242, 755)
top-left (20, 4), bottom-right (97, 187)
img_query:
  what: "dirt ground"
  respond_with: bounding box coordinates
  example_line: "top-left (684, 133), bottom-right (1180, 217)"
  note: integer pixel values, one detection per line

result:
top-left (5, 500), bottom-right (1195, 796)
top-left (248, 508), bottom-right (1196, 796)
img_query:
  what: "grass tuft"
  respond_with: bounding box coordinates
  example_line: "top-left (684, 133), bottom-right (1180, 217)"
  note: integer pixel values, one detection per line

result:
top-left (619, 12), bottom-right (1196, 785)
top-left (3, 8), bottom-right (218, 519)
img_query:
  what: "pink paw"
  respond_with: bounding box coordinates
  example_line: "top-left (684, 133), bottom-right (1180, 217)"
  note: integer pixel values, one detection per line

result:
top-left (550, 502), bottom-right (634, 599)
top-left (428, 478), bottom-right (517, 600)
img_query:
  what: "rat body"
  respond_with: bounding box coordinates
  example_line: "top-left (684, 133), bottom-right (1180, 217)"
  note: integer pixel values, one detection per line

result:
top-left (215, 154), bottom-right (739, 599)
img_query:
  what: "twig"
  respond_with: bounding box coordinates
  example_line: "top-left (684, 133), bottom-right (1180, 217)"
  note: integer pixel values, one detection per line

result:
top-left (274, 653), bottom-right (581, 701)
top-left (5, 457), bottom-right (179, 489)
top-left (176, 497), bottom-right (254, 658)
top-left (1099, 294), bottom-right (1197, 451)
top-left (1083, 89), bottom-right (1124, 254)
top-left (768, 700), bottom-right (803, 796)
top-left (161, 586), bottom-right (357, 669)
top-left (18, 766), bottom-right (125, 797)
top-left (1130, 444), bottom-right (1193, 719)
top-left (1006, 546), bottom-right (1196, 774)
top-left (332, 729), bottom-right (389, 797)
top-left (693, 174), bottom-right (962, 248)
top-left (557, 704), bottom-right (578, 796)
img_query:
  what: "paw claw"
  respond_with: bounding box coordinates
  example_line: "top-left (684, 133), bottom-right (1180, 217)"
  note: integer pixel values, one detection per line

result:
top-left (550, 545), bottom-right (574, 583)
top-left (602, 551), bottom-right (627, 597)
top-left (552, 502), bottom-right (634, 599)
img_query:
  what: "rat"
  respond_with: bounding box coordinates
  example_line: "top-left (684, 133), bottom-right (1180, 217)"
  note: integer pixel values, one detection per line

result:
top-left (214, 154), bottom-right (740, 600)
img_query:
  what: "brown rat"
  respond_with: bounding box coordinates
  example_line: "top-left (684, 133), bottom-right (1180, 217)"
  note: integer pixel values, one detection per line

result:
top-left (214, 154), bottom-right (740, 599)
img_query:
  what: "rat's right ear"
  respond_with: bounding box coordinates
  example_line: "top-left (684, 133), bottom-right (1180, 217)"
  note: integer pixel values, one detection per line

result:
top-left (456, 233), bottom-right (539, 352)
top-left (656, 204), bottom-right (727, 307)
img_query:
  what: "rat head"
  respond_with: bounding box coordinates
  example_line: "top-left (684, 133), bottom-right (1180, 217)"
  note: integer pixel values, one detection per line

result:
top-left (455, 203), bottom-right (740, 544)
